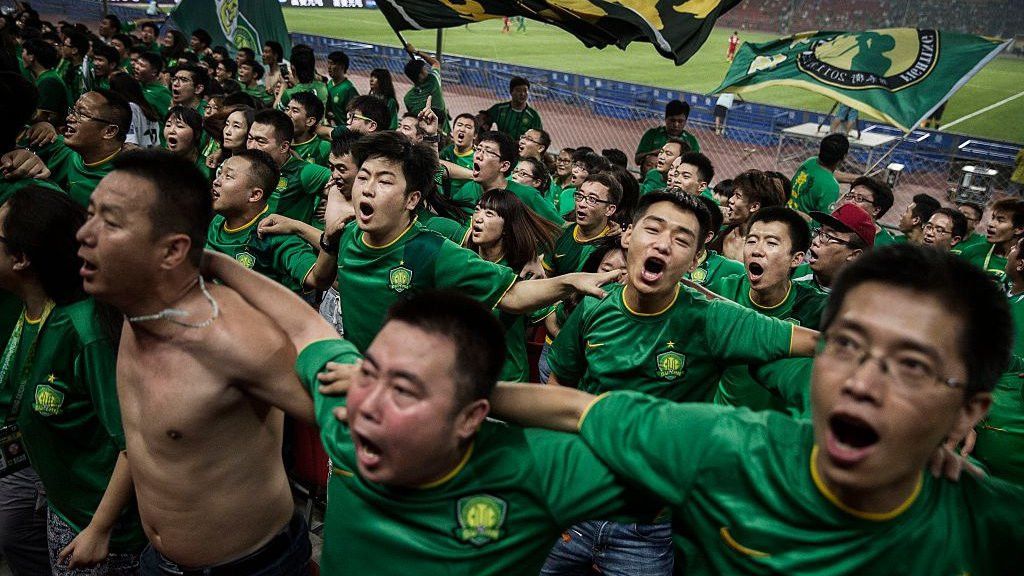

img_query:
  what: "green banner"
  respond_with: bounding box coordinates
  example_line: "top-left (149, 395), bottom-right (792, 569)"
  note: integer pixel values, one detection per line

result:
top-left (376, 0), bottom-right (740, 65)
top-left (171, 0), bottom-right (291, 58)
top-left (711, 28), bottom-right (1009, 132)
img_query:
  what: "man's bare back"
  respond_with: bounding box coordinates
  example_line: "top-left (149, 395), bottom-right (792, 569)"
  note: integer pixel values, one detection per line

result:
top-left (117, 283), bottom-right (313, 567)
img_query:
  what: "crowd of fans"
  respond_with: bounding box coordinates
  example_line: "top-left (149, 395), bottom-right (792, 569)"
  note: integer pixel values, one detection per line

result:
top-left (0, 3), bottom-right (1022, 575)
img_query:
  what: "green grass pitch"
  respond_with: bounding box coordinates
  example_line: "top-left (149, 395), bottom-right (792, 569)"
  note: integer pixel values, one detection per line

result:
top-left (282, 7), bottom-right (1024, 144)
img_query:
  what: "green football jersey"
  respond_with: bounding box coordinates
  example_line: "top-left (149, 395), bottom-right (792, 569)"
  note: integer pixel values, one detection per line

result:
top-left (336, 222), bottom-right (518, 353)
top-left (295, 339), bottom-right (658, 576)
top-left (555, 186), bottom-right (576, 218)
top-left (580, 391), bottom-right (1024, 575)
top-left (788, 157), bottom-right (840, 215)
top-left (269, 156), bottom-right (331, 225)
top-left (485, 102), bottom-right (542, 140)
top-left (36, 137), bottom-right (119, 206)
top-left (453, 180), bottom-right (561, 225)
top-left (35, 69), bottom-right (70, 118)
top-left (326, 78), bottom-right (358, 126)
top-left (416, 209), bottom-right (467, 244)
top-left (440, 144), bottom-right (474, 171)
top-left (9, 299), bottom-right (146, 553)
top-left (277, 81), bottom-right (328, 110)
top-left (403, 68), bottom-right (447, 123)
top-left (141, 81), bottom-right (171, 118)
top-left (291, 136), bottom-right (331, 167)
top-left (958, 242), bottom-right (1008, 285)
top-left (873, 226), bottom-right (901, 247)
top-left (640, 169), bottom-right (667, 196)
top-left (634, 126), bottom-right (700, 164)
top-left (951, 231), bottom-right (986, 255)
top-left (685, 249), bottom-right (744, 287)
top-left (206, 209), bottom-right (317, 293)
top-left (549, 283), bottom-right (793, 401)
top-left (542, 222), bottom-right (612, 277)
top-left (709, 274), bottom-right (827, 412)
top-left (242, 84), bottom-right (273, 106)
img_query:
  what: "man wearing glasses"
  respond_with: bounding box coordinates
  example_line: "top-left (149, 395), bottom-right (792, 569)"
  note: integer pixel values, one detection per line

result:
top-left (921, 208), bottom-right (968, 252)
top-left (834, 176), bottom-right (896, 246)
top-left (493, 243), bottom-right (1023, 575)
top-left (168, 63), bottom-right (208, 116)
top-left (33, 90), bottom-right (131, 206)
top-left (794, 204), bottom-right (875, 292)
top-left (542, 173), bottom-right (621, 277)
top-left (451, 131), bottom-right (561, 225)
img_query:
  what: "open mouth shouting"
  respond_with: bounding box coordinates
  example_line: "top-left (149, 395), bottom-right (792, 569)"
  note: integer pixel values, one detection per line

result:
top-left (640, 256), bottom-right (666, 285)
top-left (357, 201), bottom-right (375, 226)
top-left (746, 261), bottom-right (766, 284)
top-left (825, 411), bottom-right (880, 468)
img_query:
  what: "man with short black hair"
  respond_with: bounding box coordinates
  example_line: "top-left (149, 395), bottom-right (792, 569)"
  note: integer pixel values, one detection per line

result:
top-left (441, 113), bottom-right (477, 171)
top-left (952, 200), bottom-right (987, 254)
top-left (795, 203), bottom-right (875, 292)
top-left (922, 207), bottom-right (968, 252)
top-left (518, 127), bottom-right (549, 161)
top-left (640, 138), bottom-right (686, 196)
top-left (133, 51), bottom-right (171, 117)
top-left (959, 197), bottom-right (1024, 283)
top-left (711, 206), bottom-right (827, 411)
top-left (666, 151), bottom-right (714, 196)
top-left (261, 41), bottom-right (286, 99)
top-left (451, 130), bottom-right (562, 225)
top-left (57, 28), bottom-right (90, 101)
top-left (238, 59), bottom-right (271, 106)
top-left (78, 150), bottom-right (315, 575)
top-left (788, 133), bottom-right (850, 217)
top-left (285, 91), bottom-right (330, 167)
top-left (837, 176), bottom-right (896, 244)
top-left (896, 193), bottom-right (940, 245)
top-left (246, 109), bottom-right (331, 225)
top-left (97, 14), bottom-right (121, 45)
top-left (543, 172), bottom-right (621, 277)
top-left (170, 62), bottom-right (208, 114)
top-left (136, 22), bottom-right (159, 53)
top-left (721, 169), bottom-right (788, 260)
top-left (22, 38), bottom-right (69, 125)
top-left (189, 28), bottom-right (212, 56)
top-left (90, 43), bottom-right (119, 90)
top-left (326, 51), bottom-right (358, 127)
top-left (484, 76), bottom-right (542, 140)
top-left (214, 59), bottom-right (237, 85)
top-left (635, 99), bottom-right (699, 170)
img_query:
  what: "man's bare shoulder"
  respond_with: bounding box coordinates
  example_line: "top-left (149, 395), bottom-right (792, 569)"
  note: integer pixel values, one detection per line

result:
top-left (201, 284), bottom-right (296, 378)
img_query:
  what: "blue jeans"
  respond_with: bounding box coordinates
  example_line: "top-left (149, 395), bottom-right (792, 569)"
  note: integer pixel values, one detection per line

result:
top-left (541, 520), bottom-right (674, 576)
top-left (139, 512), bottom-right (310, 576)
top-left (538, 341), bottom-right (552, 384)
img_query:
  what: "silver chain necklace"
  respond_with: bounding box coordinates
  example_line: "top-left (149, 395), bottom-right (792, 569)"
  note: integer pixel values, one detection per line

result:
top-left (127, 276), bottom-right (220, 329)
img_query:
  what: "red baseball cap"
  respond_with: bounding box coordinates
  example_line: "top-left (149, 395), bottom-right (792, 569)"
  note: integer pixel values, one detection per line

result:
top-left (810, 203), bottom-right (876, 247)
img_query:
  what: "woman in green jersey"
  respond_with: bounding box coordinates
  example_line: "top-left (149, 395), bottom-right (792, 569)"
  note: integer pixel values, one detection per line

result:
top-left (465, 189), bottom-right (559, 381)
top-left (0, 186), bottom-right (144, 574)
top-left (369, 68), bottom-right (400, 130)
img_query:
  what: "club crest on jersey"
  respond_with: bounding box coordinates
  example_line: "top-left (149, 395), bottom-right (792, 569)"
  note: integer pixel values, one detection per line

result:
top-left (33, 383), bottom-right (65, 417)
top-left (388, 266), bottom-right (412, 293)
top-left (454, 494), bottom-right (507, 546)
top-left (690, 267), bottom-right (708, 283)
top-left (235, 251), bottom-right (256, 269)
top-left (276, 177), bottom-right (287, 191)
top-left (656, 351), bottom-right (686, 380)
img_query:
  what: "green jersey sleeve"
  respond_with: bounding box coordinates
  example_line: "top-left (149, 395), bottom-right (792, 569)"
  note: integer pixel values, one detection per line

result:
top-left (270, 235), bottom-right (318, 291)
top-left (750, 357), bottom-right (814, 418)
top-left (435, 242), bottom-right (517, 309)
top-left (547, 298), bottom-right (589, 384)
top-left (705, 299), bottom-right (794, 362)
top-left (295, 339), bottom-right (361, 447)
top-left (579, 391), bottom-right (731, 507)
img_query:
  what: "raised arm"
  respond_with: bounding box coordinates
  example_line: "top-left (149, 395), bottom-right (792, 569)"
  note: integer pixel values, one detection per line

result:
top-left (790, 326), bottom-right (820, 357)
top-left (203, 250), bottom-right (337, 351)
top-left (497, 269), bottom-right (622, 314)
top-left (489, 383), bottom-right (597, 432)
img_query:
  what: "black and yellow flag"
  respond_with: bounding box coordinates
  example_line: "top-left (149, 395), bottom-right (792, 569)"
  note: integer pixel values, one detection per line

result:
top-left (376, 0), bottom-right (741, 64)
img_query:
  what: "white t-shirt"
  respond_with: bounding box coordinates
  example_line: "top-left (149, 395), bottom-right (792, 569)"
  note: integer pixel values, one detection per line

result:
top-left (715, 93), bottom-right (736, 109)
top-left (126, 102), bottom-right (160, 148)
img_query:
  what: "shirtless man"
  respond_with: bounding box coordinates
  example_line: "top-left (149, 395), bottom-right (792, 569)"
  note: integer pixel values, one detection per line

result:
top-left (75, 149), bottom-right (314, 575)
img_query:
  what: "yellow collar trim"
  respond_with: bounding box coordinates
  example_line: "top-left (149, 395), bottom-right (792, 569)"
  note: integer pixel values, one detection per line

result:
top-left (418, 441), bottom-right (474, 489)
top-left (362, 217), bottom-right (418, 249)
top-left (810, 445), bottom-right (921, 521)
top-left (84, 147), bottom-right (122, 168)
top-left (622, 284), bottom-right (679, 317)
top-left (223, 206), bottom-right (269, 233)
top-left (748, 281), bottom-right (792, 311)
top-left (24, 311), bottom-right (43, 325)
top-left (573, 224), bottom-right (610, 243)
top-left (293, 135), bottom-right (319, 147)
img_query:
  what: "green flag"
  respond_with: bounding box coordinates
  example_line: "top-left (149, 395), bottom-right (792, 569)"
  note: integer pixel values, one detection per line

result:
top-left (711, 28), bottom-right (1009, 132)
top-left (170, 0), bottom-right (291, 58)
top-left (376, 0), bottom-right (740, 64)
